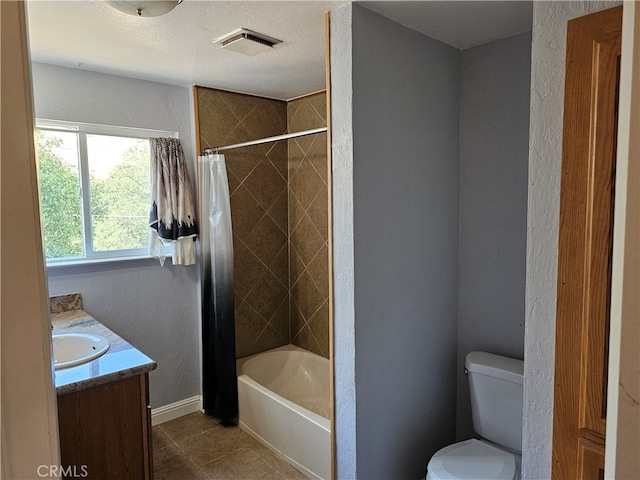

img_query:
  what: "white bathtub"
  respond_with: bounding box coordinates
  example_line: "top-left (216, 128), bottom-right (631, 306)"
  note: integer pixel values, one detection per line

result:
top-left (237, 345), bottom-right (331, 480)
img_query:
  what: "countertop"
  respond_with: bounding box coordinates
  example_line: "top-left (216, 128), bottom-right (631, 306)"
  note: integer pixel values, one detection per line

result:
top-left (52, 308), bottom-right (157, 396)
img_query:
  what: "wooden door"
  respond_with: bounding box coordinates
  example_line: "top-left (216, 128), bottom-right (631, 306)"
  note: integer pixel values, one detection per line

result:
top-left (552, 6), bottom-right (622, 480)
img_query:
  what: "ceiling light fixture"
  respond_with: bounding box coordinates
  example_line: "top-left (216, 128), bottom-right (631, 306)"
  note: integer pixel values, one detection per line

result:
top-left (106, 0), bottom-right (183, 17)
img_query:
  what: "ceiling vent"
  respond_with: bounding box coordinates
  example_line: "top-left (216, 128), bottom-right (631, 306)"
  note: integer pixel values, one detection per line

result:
top-left (215, 29), bottom-right (282, 56)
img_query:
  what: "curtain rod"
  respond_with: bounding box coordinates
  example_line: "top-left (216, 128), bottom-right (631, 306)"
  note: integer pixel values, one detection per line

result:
top-left (203, 127), bottom-right (327, 154)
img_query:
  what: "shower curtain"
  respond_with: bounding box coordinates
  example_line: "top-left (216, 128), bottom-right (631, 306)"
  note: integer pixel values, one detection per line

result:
top-left (197, 151), bottom-right (238, 423)
top-left (149, 137), bottom-right (198, 266)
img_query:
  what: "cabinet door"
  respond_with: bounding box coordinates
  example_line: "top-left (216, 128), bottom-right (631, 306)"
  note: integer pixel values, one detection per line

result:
top-left (552, 6), bottom-right (622, 480)
top-left (58, 374), bottom-right (152, 479)
top-left (141, 373), bottom-right (153, 479)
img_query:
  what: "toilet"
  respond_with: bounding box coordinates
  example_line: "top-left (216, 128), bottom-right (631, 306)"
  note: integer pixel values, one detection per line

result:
top-left (426, 351), bottom-right (524, 480)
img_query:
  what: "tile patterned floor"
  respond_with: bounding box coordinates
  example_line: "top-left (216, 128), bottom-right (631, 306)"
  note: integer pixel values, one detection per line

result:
top-left (153, 412), bottom-right (309, 480)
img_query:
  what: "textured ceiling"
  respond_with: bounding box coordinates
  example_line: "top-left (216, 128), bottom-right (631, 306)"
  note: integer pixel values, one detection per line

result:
top-left (361, 1), bottom-right (533, 50)
top-left (26, 0), bottom-right (344, 100)
top-left (26, 1), bottom-right (533, 101)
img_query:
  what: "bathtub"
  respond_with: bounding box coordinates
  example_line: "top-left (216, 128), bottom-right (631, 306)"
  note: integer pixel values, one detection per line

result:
top-left (237, 345), bottom-right (330, 480)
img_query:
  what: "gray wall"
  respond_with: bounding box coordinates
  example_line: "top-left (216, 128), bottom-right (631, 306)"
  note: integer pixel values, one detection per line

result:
top-left (329, 5), bottom-right (357, 477)
top-left (332, 5), bottom-right (533, 477)
top-left (352, 6), bottom-right (460, 478)
top-left (32, 63), bottom-right (200, 409)
top-left (456, 32), bottom-right (531, 441)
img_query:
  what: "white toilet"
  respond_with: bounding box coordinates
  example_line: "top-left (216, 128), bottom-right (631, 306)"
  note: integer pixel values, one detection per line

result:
top-left (426, 351), bottom-right (524, 480)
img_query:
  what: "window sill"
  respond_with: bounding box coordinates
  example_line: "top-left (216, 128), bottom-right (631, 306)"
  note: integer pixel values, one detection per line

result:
top-left (46, 254), bottom-right (164, 269)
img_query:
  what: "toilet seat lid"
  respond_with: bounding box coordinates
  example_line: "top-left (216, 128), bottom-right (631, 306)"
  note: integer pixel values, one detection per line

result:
top-left (428, 439), bottom-right (516, 480)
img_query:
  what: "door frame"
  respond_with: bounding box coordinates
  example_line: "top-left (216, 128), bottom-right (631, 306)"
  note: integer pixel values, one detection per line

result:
top-left (604, 1), bottom-right (640, 477)
top-left (1, 1), bottom-right (61, 476)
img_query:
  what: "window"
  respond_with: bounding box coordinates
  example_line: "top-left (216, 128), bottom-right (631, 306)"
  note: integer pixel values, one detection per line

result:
top-left (35, 120), bottom-right (177, 265)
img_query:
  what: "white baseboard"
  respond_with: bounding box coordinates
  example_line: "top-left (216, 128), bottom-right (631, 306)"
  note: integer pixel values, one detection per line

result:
top-left (151, 395), bottom-right (203, 426)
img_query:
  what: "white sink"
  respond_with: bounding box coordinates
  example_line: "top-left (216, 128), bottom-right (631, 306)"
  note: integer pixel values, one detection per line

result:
top-left (52, 333), bottom-right (110, 370)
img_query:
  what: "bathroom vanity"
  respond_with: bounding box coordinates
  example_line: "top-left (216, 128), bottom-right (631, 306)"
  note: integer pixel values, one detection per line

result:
top-left (51, 295), bottom-right (157, 480)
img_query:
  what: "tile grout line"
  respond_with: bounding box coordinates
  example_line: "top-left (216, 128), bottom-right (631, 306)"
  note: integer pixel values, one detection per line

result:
top-left (153, 388), bottom-right (315, 479)
top-left (237, 235), bottom-right (289, 292)
top-left (157, 417), bottom-right (220, 445)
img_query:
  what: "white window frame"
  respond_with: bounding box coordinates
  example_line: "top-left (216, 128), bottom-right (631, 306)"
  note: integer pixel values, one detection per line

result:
top-left (36, 119), bottom-right (178, 267)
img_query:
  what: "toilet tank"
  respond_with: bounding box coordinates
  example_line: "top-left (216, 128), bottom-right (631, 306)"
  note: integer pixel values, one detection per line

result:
top-left (465, 351), bottom-right (524, 452)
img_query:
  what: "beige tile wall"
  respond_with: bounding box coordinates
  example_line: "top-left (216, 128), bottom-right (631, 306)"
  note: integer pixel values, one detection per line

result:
top-left (196, 87), bottom-right (289, 358)
top-left (287, 92), bottom-right (329, 358)
top-left (195, 87), bottom-right (329, 359)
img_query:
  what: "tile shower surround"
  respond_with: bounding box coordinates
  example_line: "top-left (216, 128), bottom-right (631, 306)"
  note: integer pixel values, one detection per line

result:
top-left (195, 88), bottom-right (329, 359)
top-left (287, 94), bottom-right (329, 357)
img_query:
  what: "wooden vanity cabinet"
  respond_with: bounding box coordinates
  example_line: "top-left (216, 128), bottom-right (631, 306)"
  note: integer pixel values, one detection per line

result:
top-left (57, 373), bottom-right (153, 480)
